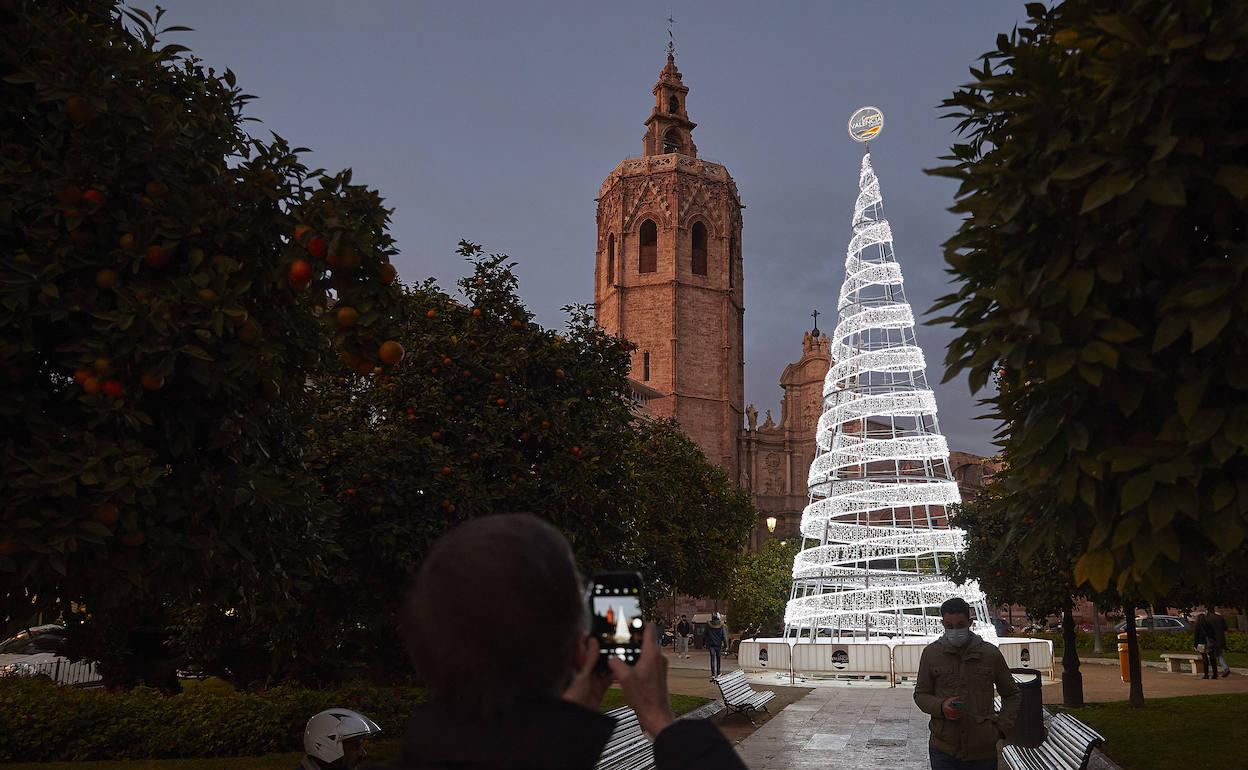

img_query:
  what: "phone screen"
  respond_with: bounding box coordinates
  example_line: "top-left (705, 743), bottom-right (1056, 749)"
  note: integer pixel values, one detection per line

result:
top-left (590, 571), bottom-right (644, 665)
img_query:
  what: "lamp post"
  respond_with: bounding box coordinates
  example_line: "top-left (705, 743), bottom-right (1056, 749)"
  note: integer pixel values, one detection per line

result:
top-left (765, 516), bottom-right (777, 534)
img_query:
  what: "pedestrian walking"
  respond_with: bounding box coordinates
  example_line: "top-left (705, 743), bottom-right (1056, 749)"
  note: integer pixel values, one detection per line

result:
top-left (705, 613), bottom-right (726, 680)
top-left (914, 598), bottom-right (1021, 770)
top-left (1195, 614), bottom-right (1218, 679)
top-left (1208, 608), bottom-right (1231, 677)
top-left (675, 615), bottom-right (692, 659)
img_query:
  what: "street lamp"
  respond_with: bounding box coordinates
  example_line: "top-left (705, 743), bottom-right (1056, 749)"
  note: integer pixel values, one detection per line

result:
top-left (765, 516), bottom-right (777, 533)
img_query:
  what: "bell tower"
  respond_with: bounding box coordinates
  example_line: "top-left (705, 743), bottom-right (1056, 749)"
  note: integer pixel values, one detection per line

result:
top-left (594, 51), bottom-right (745, 479)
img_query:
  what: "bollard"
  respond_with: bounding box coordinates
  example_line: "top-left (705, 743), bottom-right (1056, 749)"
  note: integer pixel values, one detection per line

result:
top-left (1007, 668), bottom-right (1046, 748)
top-left (1117, 631), bottom-right (1130, 683)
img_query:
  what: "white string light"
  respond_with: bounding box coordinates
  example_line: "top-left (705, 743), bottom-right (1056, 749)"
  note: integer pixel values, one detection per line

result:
top-left (785, 152), bottom-right (994, 641)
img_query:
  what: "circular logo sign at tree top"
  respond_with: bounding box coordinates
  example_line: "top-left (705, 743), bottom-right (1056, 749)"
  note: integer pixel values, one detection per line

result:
top-left (848, 106), bottom-right (884, 143)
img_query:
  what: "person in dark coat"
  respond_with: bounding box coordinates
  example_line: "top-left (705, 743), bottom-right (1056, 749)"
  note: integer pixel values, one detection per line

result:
top-left (390, 513), bottom-right (747, 770)
top-left (1208, 609), bottom-right (1231, 677)
top-left (704, 614), bottom-right (726, 680)
top-left (1195, 614), bottom-right (1219, 679)
top-left (675, 615), bottom-right (692, 659)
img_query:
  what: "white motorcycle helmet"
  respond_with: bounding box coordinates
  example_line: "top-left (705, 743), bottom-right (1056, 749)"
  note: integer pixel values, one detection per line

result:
top-left (304, 708), bottom-right (382, 765)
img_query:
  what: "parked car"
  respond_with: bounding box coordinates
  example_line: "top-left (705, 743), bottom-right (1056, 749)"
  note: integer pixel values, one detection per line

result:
top-left (1113, 615), bottom-right (1191, 632)
top-left (0, 624), bottom-right (101, 686)
top-left (990, 617), bottom-right (1013, 637)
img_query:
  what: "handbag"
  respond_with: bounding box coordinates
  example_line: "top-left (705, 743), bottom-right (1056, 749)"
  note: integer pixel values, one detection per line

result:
top-left (1196, 643), bottom-right (1207, 654)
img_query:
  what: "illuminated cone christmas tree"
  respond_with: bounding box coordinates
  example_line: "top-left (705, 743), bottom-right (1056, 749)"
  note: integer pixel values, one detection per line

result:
top-left (784, 148), bottom-right (991, 641)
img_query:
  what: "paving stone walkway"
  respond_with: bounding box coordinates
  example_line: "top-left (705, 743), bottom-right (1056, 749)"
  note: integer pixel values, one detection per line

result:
top-left (734, 684), bottom-right (932, 770)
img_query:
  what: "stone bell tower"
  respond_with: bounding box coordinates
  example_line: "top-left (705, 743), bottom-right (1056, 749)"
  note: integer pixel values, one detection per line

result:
top-left (593, 51), bottom-right (745, 478)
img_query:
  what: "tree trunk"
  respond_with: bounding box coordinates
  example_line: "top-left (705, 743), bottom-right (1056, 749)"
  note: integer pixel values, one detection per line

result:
top-left (1092, 608), bottom-right (1104, 654)
top-left (1061, 600), bottom-right (1084, 707)
top-left (1125, 607), bottom-right (1144, 707)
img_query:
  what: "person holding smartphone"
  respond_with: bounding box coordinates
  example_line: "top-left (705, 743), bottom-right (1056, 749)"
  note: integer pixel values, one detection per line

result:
top-left (393, 513), bottom-right (747, 770)
top-left (914, 598), bottom-right (1021, 770)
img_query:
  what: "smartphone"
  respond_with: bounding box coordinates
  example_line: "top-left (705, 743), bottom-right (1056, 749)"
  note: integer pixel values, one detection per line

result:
top-left (590, 571), bottom-right (644, 666)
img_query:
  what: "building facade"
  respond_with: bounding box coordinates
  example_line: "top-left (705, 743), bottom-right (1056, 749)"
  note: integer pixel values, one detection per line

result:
top-left (593, 52), bottom-right (745, 480)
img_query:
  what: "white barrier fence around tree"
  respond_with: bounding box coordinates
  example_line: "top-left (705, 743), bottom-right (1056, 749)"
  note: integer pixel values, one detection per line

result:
top-left (738, 638), bottom-right (1054, 686)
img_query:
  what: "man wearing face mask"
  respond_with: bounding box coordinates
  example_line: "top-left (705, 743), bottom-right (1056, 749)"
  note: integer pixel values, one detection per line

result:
top-left (914, 598), bottom-right (1021, 770)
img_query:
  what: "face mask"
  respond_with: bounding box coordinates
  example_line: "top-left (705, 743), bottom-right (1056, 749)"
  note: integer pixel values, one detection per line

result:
top-left (944, 627), bottom-right (971, 646)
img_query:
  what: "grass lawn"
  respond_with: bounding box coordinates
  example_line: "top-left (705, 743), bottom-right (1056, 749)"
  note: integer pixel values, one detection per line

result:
top-left (7, 690), bottom-right (711, 769)
top-left (1057, 648), bottom-right (1248, 668)
top-left (1073, 693), bottom-right (1248, 770)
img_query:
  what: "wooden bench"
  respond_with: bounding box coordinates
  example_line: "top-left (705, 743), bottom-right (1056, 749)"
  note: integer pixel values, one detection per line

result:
top-left (1002, 712), bottom-right (1105, 770)
top-left (595, 706), bottom-right (654, 770)
top-left (713, 669), bottom-right (776, 725)
top-left (1160, 653), bottom-right (1202, 675)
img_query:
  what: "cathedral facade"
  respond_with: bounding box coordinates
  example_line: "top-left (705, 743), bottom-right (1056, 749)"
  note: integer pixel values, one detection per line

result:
top-left (594, 54), bottom-right (996, 583)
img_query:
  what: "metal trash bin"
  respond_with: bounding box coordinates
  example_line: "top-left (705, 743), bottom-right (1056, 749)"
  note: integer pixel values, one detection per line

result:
top-left (1006, 668), bottom-right (1045, 748)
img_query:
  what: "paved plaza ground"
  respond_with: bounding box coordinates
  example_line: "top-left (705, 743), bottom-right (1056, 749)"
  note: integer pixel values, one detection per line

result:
top-left (664, 648), bottom-right (1248, 769)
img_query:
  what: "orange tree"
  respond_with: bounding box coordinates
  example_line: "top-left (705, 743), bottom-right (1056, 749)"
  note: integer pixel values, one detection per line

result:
top-left (241, 243), bottom-right (756, 682)
top-left (0, 1), bottom-right (403, 686)
top-left (930, 0), bottom-right (1248, 705)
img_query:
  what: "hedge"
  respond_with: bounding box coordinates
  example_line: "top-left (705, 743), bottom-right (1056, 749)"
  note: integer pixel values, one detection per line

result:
top-left (0, 678), bottom-right (427, 762)
top-left (1023, 630), bottom-right (1247, 653)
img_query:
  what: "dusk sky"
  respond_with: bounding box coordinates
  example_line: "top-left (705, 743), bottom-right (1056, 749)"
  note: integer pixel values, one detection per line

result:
top-left (155, 1), bottom-right (1030, 455)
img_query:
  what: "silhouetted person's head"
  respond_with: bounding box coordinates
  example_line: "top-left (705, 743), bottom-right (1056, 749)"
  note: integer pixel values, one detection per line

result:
top-left (401, 513), bottom-right (587, 718)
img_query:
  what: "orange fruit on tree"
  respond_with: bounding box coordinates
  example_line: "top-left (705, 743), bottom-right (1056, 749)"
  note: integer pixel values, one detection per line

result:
top-left (82, 188), bottom-right (106, 207)
top-left (511, 319), bottom-right (524, 329)
top-left (570, 446), bottom-right (582, 457)
top-left (440, 466), bottom-right (453, 476)
top-left (144, 244), bottom-right (170, 268)
top-left (379, 263), bottom-right (398, 284)
top-left (197, 289), bottom-right (218, 303)
top-left (425, 308), bottom-right (437, 318)
top-left (82, 376), bottom-right (101, 395)
top-left (288, 259), bottom-right (314, 289)
top-left (73, 367), bottom-right (92, 385)
top-left (145, 180), bottom-right (169, 198)
top-left (101, 379), bottom-right (124, 398)
top-left (95, 269), bottom-right (119, 290)
top-left (294, 224), bottom-right (312, 241)
top-left (65, 96), bottom-right (97, 124)
top-left (306, 236), bottom-right (327, 259)
top-left (57, 186), bottom-right (83, 205)
top-left (121, 531), bottom-right (146, 547)
top-left (140, 374), bottom-right (165, 391)
top-left (554, 368), bottom-right (566, 379)
top-left (471, 308), bottom-right (482, 317)
top-left (495, 398), bottom-right (506, 407)
top-left (93, 357), bottom-right (113, 375)
top-left (378, 340), bottom-right (405, 365)
top-left (238, 320), bottom-right (261, 345)
top-left (94, 503), bottom-right (120, 525)
top-left (118, 233), bottom-right (136, 251)
top-left (335, 306), bottom-right (359, 328)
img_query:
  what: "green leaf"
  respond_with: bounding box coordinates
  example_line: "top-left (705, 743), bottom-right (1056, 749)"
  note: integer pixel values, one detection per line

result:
top-left (1045, 348), bottom-right (1077, 380)
top-left (1068, 270), bottom-right (1095, 314)
top-left (1075, 550), bottom-right (1114, 591)
top-left (1120, 473), bottom-right (1154, 512)
top-left (1097, 318), bottom-right (1142, 343)
top-left (1190, 306), bottom-right (1231, 351)
top-left (1080, 172), bottom-right (1137, 213)
top-left (1214, 166), bottom-right (1248, 198)
top-left (1051, 154), bottom-right (1107, 181)
top-left (1153, 315), bottom-right (1187, 352)
top-left (1142, 173), bottom-right (1186, 206)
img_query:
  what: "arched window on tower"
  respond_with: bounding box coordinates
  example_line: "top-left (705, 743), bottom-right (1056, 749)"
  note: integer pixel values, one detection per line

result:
top-left (691, 221), bottom-right (708, 276)
top-left (728, 234), bottom-right (736, 288)
top-left (638, 219), bottom-right (657, 273)
top-left (668, 95), bottom-right (679, 114)
top-left (606, 233), bottom-right (615, 284)
top-left (662, 129), bottom-right (681, 154)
